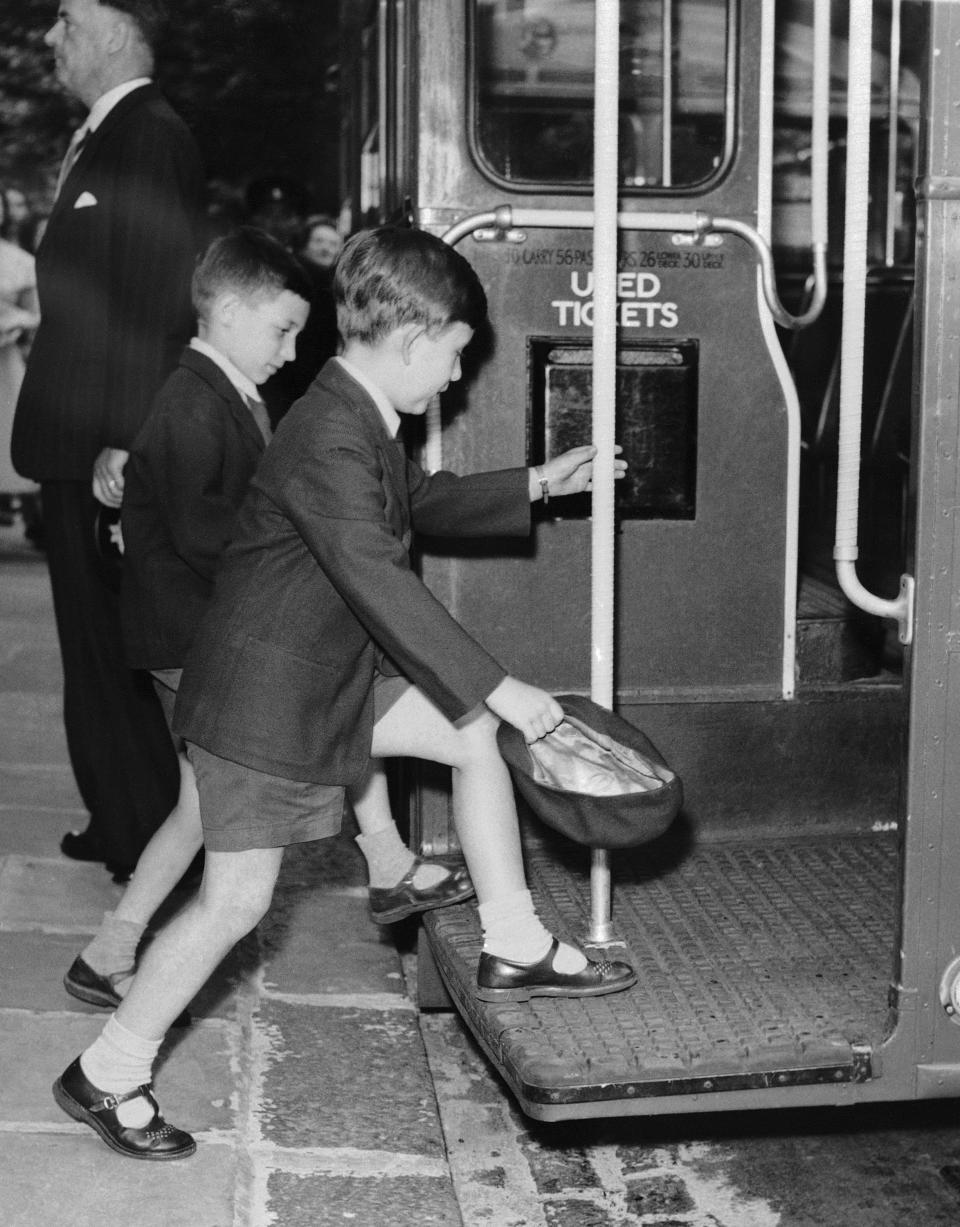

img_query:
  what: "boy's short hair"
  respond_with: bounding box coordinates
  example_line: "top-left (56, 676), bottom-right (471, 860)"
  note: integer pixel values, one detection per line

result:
top-left (192, 226), bottom-right (314, 320)
top-left (335, 227), bottom-right (487, 344)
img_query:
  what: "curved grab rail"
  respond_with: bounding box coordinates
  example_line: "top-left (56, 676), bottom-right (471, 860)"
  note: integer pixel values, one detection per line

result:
top-left (710, 219), bottom-right (828, 330)
top-left (441, 206), bottom-right (826, 331)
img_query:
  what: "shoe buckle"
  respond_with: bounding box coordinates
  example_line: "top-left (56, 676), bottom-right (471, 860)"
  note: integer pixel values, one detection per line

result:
top-left (93, 1083), bottom-right (151, 1114)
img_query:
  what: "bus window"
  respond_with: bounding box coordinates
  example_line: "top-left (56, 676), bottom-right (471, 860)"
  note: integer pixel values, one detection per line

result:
top-left (471, 0), bottom-right (732, 191)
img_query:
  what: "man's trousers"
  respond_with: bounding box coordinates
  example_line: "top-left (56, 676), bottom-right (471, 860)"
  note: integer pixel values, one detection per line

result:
top-left (40, 480), bottom-right (179, 872)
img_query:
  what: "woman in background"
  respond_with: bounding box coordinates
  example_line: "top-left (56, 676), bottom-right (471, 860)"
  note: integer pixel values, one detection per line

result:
top-left (0, 185), bottom-right (41, 539)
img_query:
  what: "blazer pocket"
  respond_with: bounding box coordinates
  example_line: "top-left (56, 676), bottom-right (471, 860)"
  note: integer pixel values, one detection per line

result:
top-left (223, 637), bottom-right (342, 771)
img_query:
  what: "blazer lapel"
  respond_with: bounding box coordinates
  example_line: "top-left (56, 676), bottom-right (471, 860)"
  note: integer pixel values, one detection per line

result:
top-left (180, 348), bottom-right (267, 453)
top-left (320, 360), bottom-right (410, 540)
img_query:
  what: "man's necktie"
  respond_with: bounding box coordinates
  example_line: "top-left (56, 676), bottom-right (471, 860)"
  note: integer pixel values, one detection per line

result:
top-left (245, 395), bottom-right (272, 444)
top-left (54, 127), bottom-right (89, 199)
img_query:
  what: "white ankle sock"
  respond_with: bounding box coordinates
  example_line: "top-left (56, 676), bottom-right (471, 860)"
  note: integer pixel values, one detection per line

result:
top-left (478, 889), bottom-right (588, 972)
top-left (355, 830), bottom-right (447, 889)
top-left (80, 1015), bottom-right (162, 1128)
top-left (81, 911), bottom-right (145, 978)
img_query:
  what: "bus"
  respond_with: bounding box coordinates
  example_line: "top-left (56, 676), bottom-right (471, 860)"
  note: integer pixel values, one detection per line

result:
top-left (338, 0), bottom-right (960, 1123)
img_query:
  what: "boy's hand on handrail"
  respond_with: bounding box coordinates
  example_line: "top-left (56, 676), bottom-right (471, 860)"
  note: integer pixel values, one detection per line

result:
top-left (486, 676), bottom-right (564, 744)
top-left (529, 444), bottom-right (627, 501)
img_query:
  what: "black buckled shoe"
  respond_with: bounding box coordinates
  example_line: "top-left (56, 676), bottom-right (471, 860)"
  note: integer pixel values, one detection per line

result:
top-left (476, 937), bottom-right (637, 1002)
top-left (369, 858), bottom-right (476, 924)
top-left (64, 956), bottom-right (191, 1028)
top-left (64, 956), bottom-right (130, 1009)
top-left (53, 1058), bottom-right (196, 1161)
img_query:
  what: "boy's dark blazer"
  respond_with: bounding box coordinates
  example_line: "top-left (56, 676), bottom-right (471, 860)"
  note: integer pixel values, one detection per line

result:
top-left (175, 359), bottom-right (532, 785)
top-left (121, 347), bottom-right (269, 669)
top-left (11, 83), bottom-right (204, 480)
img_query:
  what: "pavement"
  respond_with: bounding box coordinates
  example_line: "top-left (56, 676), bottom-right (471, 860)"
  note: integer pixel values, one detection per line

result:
top-left (0, 522), bottom-right (463, 1227)
top-left (10, 518), bottom-right (960, 1227)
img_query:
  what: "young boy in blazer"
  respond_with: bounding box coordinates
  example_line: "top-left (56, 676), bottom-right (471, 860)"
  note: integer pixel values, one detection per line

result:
top-left (63, 227), bottom-right (471, 1023)
top-left (53, 225), bottom-right (635, 1160)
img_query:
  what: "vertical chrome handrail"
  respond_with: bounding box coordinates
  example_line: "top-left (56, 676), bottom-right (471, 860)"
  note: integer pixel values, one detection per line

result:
top-left (662, 0), bottom-right (673, 187)
top-left (885, 0), bottom-right (903, 267)
top-left (587, 0), bottom-right (621, 946)
top-left (834, 0), bottom-right (914, 643)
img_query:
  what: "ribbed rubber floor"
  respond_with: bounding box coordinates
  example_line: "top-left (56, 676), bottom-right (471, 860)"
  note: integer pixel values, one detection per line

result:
top-left (425, 831), bottom-right (899, 1112)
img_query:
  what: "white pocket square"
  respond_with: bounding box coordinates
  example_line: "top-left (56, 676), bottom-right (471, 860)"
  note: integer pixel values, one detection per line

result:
top-left (74, 191), bottom-right (98, 209)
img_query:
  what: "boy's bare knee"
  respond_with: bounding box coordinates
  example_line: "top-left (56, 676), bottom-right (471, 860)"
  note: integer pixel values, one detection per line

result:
top-left (199, 853), bottom-right (279, 935)
top-left (198, 889), bottom-right (271, 940)
top-left (451, 708), bottom-right (501, 770)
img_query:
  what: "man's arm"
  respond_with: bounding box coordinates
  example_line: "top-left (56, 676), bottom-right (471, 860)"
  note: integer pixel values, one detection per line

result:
top-left (94, 104), bottom-right (204, 502)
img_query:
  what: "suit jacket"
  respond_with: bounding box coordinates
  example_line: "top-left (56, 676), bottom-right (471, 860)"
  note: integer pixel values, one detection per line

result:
top-left (121, 347), bottom-right (269, 670)
top-left (174, 358), bottom-right (531, 784)
top-left (12, 84), bottom-right (204, 481)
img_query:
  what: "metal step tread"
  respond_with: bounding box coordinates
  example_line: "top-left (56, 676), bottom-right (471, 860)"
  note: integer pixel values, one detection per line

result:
top-left (425, 831), bottom-right (897, 1112)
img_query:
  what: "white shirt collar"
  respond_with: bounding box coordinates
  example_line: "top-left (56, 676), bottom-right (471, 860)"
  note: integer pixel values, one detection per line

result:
top-left (335, 356), bottom-right (401, 438)
top-left (190, 337), bottom-right (261, 406)
top-left (83, 77), bottom-right (152, 134)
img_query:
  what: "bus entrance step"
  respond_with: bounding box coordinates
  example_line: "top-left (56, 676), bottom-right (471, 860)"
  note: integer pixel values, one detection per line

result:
top-left (424, 830), bottom-right (896, 1120)
top-left (796, 573), bottom-right (890, 683)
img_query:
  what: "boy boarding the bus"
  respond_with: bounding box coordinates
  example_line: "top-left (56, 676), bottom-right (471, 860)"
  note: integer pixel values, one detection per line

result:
top-left (64, 228), bottom-right (472, 1022)
top-left (53, 225), bottom-right (636, 1160)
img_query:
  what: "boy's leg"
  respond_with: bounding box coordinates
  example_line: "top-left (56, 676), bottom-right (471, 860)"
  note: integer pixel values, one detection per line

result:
top-left (372, 686), bottom-right (636, 1000)
top-left (372, 688), bottom-right (526, 897)
top-left (66, 751), bottom-right (203, 1005)
top-left (115, 845), bottom-right (284, 1040)
top-left (55, 846), bottom-right (283, 1159)
top-left (112, 752), bottom-right (203, 929)
top-left (350, 757), bottom-right (474, 921)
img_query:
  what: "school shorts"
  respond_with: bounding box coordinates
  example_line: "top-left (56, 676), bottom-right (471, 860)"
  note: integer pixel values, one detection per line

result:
top-left (186, 670), bottom-right (412, 853)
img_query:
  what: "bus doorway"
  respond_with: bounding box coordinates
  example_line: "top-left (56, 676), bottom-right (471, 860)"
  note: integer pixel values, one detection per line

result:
top-left (339, 0), bottom-right (960, 1122)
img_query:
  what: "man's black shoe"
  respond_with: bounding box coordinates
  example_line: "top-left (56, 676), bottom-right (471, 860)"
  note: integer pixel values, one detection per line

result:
top-left (63, 956), bottom-right (191, 1027)
top-left (53, 1058), bottom-right (196, 1161)
top-left (62, 832), bottom-right (135, 883)
top-left (476, 938), bottom-right (638, 1002)
top-left (60, 829), bottom-right (106, 863)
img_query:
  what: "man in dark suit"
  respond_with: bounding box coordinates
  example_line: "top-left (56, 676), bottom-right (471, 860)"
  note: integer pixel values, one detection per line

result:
top-left (11, 0), bottom-right (205, 879)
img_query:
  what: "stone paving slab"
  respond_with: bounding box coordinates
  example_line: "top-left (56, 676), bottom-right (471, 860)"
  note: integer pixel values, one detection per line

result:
top-left (0, 930), bottom-right (100, 1011)
top-left (257, 997), bottom-right (446, 1157)
top-left (0, 1135), bottom-right (238, 1227)
top-left (0, 693), bottom-right (69, 761)
top-left (258, 887), bottom-right (403, 996)
top-left (0, 1011), bottom-right (236, 1132)
top-left (0, 801), bottom-right (85, 857)
top-left (0, 646), bottom-right (63, 692)
top-left (0, 855), bottom-right (122, 932)
top-left (266, 1171), bottom-right (463, 1227)
top-left (0, 556), bottom-right (53, 613)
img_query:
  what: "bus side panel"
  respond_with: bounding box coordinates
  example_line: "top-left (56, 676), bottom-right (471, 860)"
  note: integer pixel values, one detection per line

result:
top-left (421, 228), bottom-right (789, 701)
